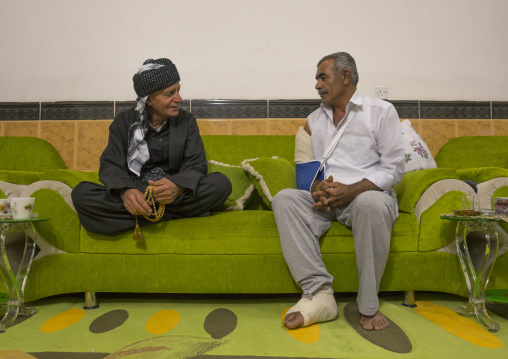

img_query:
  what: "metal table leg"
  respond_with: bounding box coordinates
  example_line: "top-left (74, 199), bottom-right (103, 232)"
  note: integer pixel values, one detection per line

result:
top-left (0, 222), bottom-right (37, 332)
top-left (455, 221), bottom-right (500, 332)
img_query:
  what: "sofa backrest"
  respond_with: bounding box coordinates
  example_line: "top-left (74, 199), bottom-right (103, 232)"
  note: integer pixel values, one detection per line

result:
top-left (0, 136), bottom-right (68, 171)
top-left (202, 135), bottom-right (296, 166)
top-left (434, 136), bottom-right (508, 169)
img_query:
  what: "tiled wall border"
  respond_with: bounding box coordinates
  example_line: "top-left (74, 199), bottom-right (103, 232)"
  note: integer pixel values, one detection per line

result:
top-left (1, 100), bottom-right (507, 120)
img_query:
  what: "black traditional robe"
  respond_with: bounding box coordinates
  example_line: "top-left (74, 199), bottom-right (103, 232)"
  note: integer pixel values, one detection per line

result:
top-left (100, 108), bottom-right (207, 201)
top-left (71, 108), bottom-right (231, 236)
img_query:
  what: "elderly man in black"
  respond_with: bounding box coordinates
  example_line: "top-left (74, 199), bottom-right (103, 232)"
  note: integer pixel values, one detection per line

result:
top-left (72, 58), bottom-right (231, 236)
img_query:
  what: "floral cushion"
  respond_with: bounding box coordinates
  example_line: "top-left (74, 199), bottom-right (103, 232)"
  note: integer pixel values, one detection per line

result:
top-left (401, 120), bottom-right (436, 173)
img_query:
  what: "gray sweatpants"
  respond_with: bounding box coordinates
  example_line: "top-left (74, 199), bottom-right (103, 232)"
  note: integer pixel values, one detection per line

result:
top-left (272, 189), bottom-right (398, 316)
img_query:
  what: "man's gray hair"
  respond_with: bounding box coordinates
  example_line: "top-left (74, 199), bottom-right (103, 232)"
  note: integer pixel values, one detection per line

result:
top-left (317, 52), bottom-right (359, 86)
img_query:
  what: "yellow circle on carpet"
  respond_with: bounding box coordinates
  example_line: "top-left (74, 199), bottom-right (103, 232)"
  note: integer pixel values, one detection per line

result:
top-left (414, 301), bottom-right (504, 348)
top-left (40, 308), bottom-right (85, 333)
top-left (281, 307), bottom-right (320, 344)
top-left (145, 309), bottom-right (180, 334)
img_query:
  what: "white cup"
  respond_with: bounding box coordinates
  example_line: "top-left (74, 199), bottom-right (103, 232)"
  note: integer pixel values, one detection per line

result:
top-left (0, 198), bottom-right (11, 214)
top-left (10, 197), bottom-right (35, 220)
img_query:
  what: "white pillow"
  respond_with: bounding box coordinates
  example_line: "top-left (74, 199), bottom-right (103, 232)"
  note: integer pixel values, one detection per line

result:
top-left (400, 120), bottom-right (437, 173)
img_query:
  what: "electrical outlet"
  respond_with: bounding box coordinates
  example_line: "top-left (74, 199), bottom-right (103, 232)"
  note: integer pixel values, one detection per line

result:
top-left (375, 86), bottom-right (388, 99)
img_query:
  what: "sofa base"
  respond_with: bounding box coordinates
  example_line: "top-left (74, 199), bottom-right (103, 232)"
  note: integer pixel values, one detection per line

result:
top-left (24, 251), bottom-right (470, 302)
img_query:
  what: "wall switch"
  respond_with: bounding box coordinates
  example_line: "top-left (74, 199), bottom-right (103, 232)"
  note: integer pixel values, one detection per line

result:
top-left (375, 86), bottom-right (388, 99)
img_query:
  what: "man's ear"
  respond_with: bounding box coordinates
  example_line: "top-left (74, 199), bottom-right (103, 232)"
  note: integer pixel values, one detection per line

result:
top-left (342, 70), bottom-right (350, 84)
top-left (146, 97), bottom-right (152, 106)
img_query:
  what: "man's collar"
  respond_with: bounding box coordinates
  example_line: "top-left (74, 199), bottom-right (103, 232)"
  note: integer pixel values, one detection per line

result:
top-left (148, 118), bottom-right (169, 132)
top-left (349, 89), bottom-right (362, 106)
top-left (320, 89), bottom-right (362, 120)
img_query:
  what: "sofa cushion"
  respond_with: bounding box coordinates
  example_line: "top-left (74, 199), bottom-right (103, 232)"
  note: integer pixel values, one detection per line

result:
top-left (79, 210), bottom-right (418, 255)
top-left (0, 136), bottom-right (67, 171)
top-left (207, 160), bottom-right (254, 211)
top-left (241, 156), bottom-right (296, 209)
top-left (202, 135), bottom-right (296, 166)
top-left (434, 136), bottom-right (508, 169)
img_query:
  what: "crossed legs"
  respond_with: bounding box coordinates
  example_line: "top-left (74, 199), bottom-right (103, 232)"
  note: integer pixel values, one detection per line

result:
top-left (272, 189), bottom-right (398, 330)
top-left (71, 172), bottom-right (231, 236)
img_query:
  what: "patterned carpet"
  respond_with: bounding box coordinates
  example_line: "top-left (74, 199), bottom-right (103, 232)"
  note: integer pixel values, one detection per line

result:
top-left (1, 292), bottom-right (508, 358)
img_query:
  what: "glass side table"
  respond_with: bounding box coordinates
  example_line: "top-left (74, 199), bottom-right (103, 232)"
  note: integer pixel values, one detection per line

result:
top-left (441, 214), bottom-right (506, 332)
top-left (0, 217), bottom-right (49, 332)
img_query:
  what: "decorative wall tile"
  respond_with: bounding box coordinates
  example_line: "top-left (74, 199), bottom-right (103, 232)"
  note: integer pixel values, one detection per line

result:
top-left (269, 119), bottom-right (306, 135)
top-left (3, 121), bottom-right (38, 137)
top-left (114, 100), bottom-right (190, 116)
top-left (0, 102), bottom-right (39, 121)
top-left (180, 100), bottom-right (191, 113)
top-left (493, 120), bottom-right (508, 136)
top-left (269, 100), bottom-right (320, 118)
top-left (192, 100), bottom-right (267, 119)
top-left (197, 119), bottom-right (228, 135)
top-left (40, 121), bottom-right (76, 169)
top-left (3, 100), bottom-right (508, 122)
top-left (115, 101), bottom-right (137, 116)
top-left (492, 102), bottom-right (508, 119)
top-left (457, 120), bottom-right (492, 137)
top-left (230, 119), bottom-right (267, 135)
top-left (420, 101), bottom-right (490, 119)
top-left (42, 102), bottom-right (114, 121)
top-left (389, 101), bottom-right (419, 119)
top-left (76, 120), bottom-right (111, 170)
top-left (420, 119), bottom-right (456, 156)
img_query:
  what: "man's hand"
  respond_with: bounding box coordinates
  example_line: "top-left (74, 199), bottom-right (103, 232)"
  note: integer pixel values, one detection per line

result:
top-left (148, 178), bottom-right (184, 205)
top-left (312, 177), bottom-right (381, 211)
top-left (312, 175), bottom-right (350, 211)
top-left (311, 176), bottom-right (334, 210)
top-left (319, 181), bottom-right (357, 210)
top-left (120, 188), bottom-right (152, 216)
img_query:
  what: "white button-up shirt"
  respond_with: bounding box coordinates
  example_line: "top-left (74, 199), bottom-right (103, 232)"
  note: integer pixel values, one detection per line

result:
top-left (308, 91), bottom-right (404, 191)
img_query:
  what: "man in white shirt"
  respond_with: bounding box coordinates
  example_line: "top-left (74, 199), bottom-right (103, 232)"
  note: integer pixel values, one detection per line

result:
top-left (272, 52), bottom-right (404, 331)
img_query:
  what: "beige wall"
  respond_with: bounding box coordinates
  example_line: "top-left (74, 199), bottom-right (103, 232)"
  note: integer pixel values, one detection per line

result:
top-left (1, 0), bottom-right (507, 102)
top-left (2, 119), bottom-right (508, 171)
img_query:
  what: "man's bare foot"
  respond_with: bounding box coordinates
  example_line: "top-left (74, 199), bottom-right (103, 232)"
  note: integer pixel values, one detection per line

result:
top-left (360, 311), bottom-right (390, 331)
top-left (283, 311), bottom-right (305, 329)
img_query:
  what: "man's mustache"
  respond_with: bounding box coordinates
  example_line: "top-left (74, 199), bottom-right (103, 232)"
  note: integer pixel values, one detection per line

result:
top-left (318, 89), bottom-right (328, 95)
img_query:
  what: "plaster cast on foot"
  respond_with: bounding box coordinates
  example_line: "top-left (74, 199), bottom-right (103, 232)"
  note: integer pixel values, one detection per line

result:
top-left (286, 288), bottom-right (338, 326)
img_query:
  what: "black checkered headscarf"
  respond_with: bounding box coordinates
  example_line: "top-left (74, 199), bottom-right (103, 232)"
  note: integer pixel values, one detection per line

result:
top-left (133, 58), bottom-right (180, 97)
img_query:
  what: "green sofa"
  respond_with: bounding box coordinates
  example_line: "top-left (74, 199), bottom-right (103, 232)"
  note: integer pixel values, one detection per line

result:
top-left (435, 136), bottom-right (508, 212)
top-left (1, 135), bottom-right (507, 304)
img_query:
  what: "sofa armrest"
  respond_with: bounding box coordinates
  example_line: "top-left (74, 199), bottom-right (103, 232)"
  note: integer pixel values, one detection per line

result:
top-left (394, 168), bottom-right (459, 214)
top-left (20, 180), bottom-right (81, 254)
top-left (457, 167), bottom-right (508, 183)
